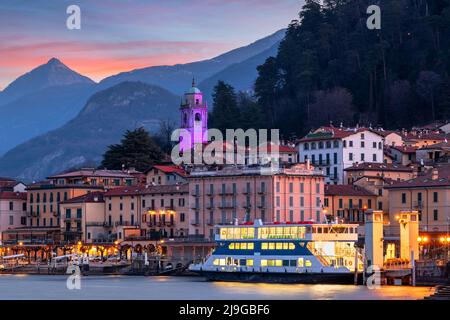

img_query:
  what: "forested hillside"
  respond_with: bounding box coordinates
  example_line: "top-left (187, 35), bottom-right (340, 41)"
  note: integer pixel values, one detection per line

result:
top-left (248, 0), bottom-right (450, 137)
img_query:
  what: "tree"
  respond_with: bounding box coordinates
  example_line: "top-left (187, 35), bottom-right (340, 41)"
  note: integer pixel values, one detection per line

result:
top-left (308, 87), bottom-right (355, 129)
top-left (209, 81), bottom-right (241, 132)
top-left (416, 71), bottom-right (442, 121)
top-left (101, 127), bottom-right (163, 172)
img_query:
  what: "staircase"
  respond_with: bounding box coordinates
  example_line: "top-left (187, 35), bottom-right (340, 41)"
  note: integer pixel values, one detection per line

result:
top-left (425, 285), bottom-right (450, 300)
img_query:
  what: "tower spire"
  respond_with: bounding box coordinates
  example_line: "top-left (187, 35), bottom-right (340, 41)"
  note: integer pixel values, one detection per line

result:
top-left (192, 77), bottom-right (196, 87)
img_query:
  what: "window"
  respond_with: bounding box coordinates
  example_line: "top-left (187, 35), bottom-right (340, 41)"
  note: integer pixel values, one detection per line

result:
top-left (316, 183), bottom-right (320, 194)
top-left (361, 133), bottom-right (365, 140)
top-left (349, 153), bottom-right (353, 161)
top-left (108, 203), bottom-right (112, 211)
top-left (349, 141), bottom-right (353, 147)
top-left (76, 208), bottom-right (82, 219)
top-left (433, 192), bottom-right (438, 203)
top-left (120, 203), bottom-right (123, 211)
top-left (9, 201), bottom-right (13, 211)
top-left (373, 142), bottom-right (377, 148)
top-left (300, 196), bottom-right (304, 207)
top-left (300, 183), bottom-right (304, 193)
top-left (360, 153), bottom-right (365, 161)
top-left (339, 198), bottom-right (343, 209)
top-left (319, 142), bottom-right (324, 149)
top-left (276, 182), bottom-right (280, 193)
top-left (65, 208), bottom-right (71, 219)
top-left (304, 143), bottom-right (309, 150)
top-left (9, 216), bottom-right (13, 225)
top-left (333, 141), bottom-right (339, 148)
top-left (373, 154), bottom-right (377, 162)
top-left (361, 141), bottom-right (365, 148)
top-left (401, 193), bottom-right (406, 204)
top-left (433, 209), bottom-right (438, 221)
top-left (343, 140), bottom-right (347, 148)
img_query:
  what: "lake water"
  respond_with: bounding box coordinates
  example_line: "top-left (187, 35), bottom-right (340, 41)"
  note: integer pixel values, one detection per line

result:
top-left (0, 274), bottom-right (433, 300)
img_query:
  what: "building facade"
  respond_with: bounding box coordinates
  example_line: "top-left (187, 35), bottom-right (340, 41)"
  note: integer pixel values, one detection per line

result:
top-left (297, 126), bottom-right (384, 184)
top-left (385, 165), bottom-right (450, 238)
top-left (0, 191), bottom-right (27, 243)
top-left (188, 163), bottom-right (326, 239)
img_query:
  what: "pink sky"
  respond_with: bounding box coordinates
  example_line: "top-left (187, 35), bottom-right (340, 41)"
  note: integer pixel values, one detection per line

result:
top-left (0, 0), bottom-right (302, 90)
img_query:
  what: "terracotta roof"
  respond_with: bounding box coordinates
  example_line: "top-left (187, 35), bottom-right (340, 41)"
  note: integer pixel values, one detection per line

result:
top-left (374, 130), bottom-right (401, 138)
top-left (385, 165), bottom-right (450, 189)
top-left (390, 145), bottom-right (418, 153)
top-left (401, 132), bottom-right (449, 141)
top-left (344, 162), bottom-right (414, 172)
top-left (299, 126), bottom-right (383, 142)
top-left (0, 191), bottom-right (26, 200)
top-left (325, 185), bottom-right (376, 197)
top-left (47, 169), bottom-right (134, 179)
top-left (146, 165), bottom-right (187, 177)
top-left (418, 141), bottom-right (450, 150)
top-left (61, 191), bottom-right (105, 204)
top-left (104, 183), bottom-right (189, 197)
top-left (258, 144), bottom-right (297, 153)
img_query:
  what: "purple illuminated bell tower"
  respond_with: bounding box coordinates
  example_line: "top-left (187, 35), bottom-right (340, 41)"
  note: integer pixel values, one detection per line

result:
top-left (179, 79), bottom-right (208, 151)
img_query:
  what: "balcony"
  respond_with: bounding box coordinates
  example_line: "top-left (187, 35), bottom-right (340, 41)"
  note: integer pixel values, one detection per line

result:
top-left (114, 221), bottom-right (139, 227)
top-left (206, 204), bottom-right (215, 210)
top-left (257, 203), bottom-right (266, 209)
top-left (413, 201), bottom-right (423, 210)
top-left (257, 189), bottom-right (266, 194)
top-left (218, 202), bottom-right (236, 209)
top-left (242, 189), bottom-right (251, 194)
top-left (190, 219), bottom-right (200, 226)
top-left (219, 190), bottom-right (236, 196)
top-left (191, 191), bottom-right (201, 197)
top-left (242, 203), bottom-right (252, 209)
top-left (206, 191), bottom-right (214, 196)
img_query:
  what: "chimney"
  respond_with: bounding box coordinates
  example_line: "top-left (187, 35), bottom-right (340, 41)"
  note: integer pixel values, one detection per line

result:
top-left (431, 168), bottom-right (439, 180)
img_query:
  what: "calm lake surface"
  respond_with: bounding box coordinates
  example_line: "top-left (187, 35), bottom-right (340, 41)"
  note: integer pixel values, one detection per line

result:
top-left (0, 274), bottom-right (433, 300)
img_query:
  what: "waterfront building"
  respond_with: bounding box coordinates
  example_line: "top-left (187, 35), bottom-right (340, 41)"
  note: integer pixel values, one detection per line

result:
top-left (297, 126), bottom-right (384, 184)
top-left (104, 183), bottom-right (189, 241)
top-left (2, 169), bottom-right (136, 245)
top-left (323, 184), bottom-right (377, 224)
top-left (188, 163), bottom-right (325, 239)
top-left (179, 79), bottom-right (208, 151)
top-left (385, 164), bottom-right (450, 238)
top-left (59, 192), bottom-right (106, 243)
top-left (0, 191), bottom-right (27, 244)
top-left (145, 164), bottom-right (187, 186)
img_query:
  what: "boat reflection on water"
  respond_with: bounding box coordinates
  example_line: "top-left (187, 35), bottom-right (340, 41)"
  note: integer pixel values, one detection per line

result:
top-left (0, 275), bottom-right (434, 300)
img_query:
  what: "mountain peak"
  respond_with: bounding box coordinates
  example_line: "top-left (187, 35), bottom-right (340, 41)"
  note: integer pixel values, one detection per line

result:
top-left (0, 57), bottom-right (95, 105)
top-left (47, 57), bottom-right (63, 65)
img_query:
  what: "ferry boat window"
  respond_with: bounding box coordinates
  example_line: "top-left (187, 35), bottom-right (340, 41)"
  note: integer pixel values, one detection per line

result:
top-left (276, 243), bottom-right (283, 250)
top-left (229, 243), bottom-right (235, 249)
top-left (248, 243), bottom-right (254, 250)
top-left (261, 243), bottom-right (268, 250)
top-left (247, 259), bottom-right (254, 267)
top-left (305, 260), bottom-right (312, 267)
top-left (261, 260), bottom-right (267, 267)
top-left (298, 258), bottom-right (304, 267)
top-left (268, 243), bottom-right (275, 250)
top-left (240, 259), bottom-right (246, 266)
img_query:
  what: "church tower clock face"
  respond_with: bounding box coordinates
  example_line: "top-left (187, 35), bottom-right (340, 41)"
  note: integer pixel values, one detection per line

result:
top-left (179, 79), bottom-right (208, 151)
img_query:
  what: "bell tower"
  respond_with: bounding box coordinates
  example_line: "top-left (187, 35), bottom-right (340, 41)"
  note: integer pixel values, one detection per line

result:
top-left (179, 78), bottom-right (208, 151)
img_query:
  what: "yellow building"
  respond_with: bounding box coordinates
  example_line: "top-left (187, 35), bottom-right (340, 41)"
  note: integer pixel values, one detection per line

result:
top-left (324, 184), bottom-right (377, 224)
top-left (385, 165), bottom-right (450, 239)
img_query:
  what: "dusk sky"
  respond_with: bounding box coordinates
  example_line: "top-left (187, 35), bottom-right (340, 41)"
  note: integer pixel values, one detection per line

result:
top-left (0, 0), bottom-right (303, 90)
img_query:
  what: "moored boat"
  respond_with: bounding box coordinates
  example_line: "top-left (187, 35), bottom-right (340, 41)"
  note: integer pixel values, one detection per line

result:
top-left (189, 219), bottom-right (364, 284)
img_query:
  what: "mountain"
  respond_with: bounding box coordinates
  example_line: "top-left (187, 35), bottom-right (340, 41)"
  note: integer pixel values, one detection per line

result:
top-left (0, 58), bottom-right (94, 105)
top-left (198, 41), bottom-right (280, 103)
top-left (0, 58), bottom-right (98, 155)
top-left (0, 82), bottom-right (180, 181)
top-left (98, 29), bottom-right (286, 95)
top-left (0, 83), bottom-right (97, 155)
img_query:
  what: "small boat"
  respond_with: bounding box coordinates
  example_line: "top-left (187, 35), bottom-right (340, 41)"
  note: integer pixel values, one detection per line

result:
top-left (189, 219), bottom-right (364, 284)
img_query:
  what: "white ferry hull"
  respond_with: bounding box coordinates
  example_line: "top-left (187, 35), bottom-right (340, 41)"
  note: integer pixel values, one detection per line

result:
top-left (196, 270), bottom-right (360, 284)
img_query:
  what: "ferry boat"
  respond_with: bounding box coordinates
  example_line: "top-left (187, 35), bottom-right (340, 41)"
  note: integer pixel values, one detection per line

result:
top-left (189, 220), bottom-right (364, 284)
